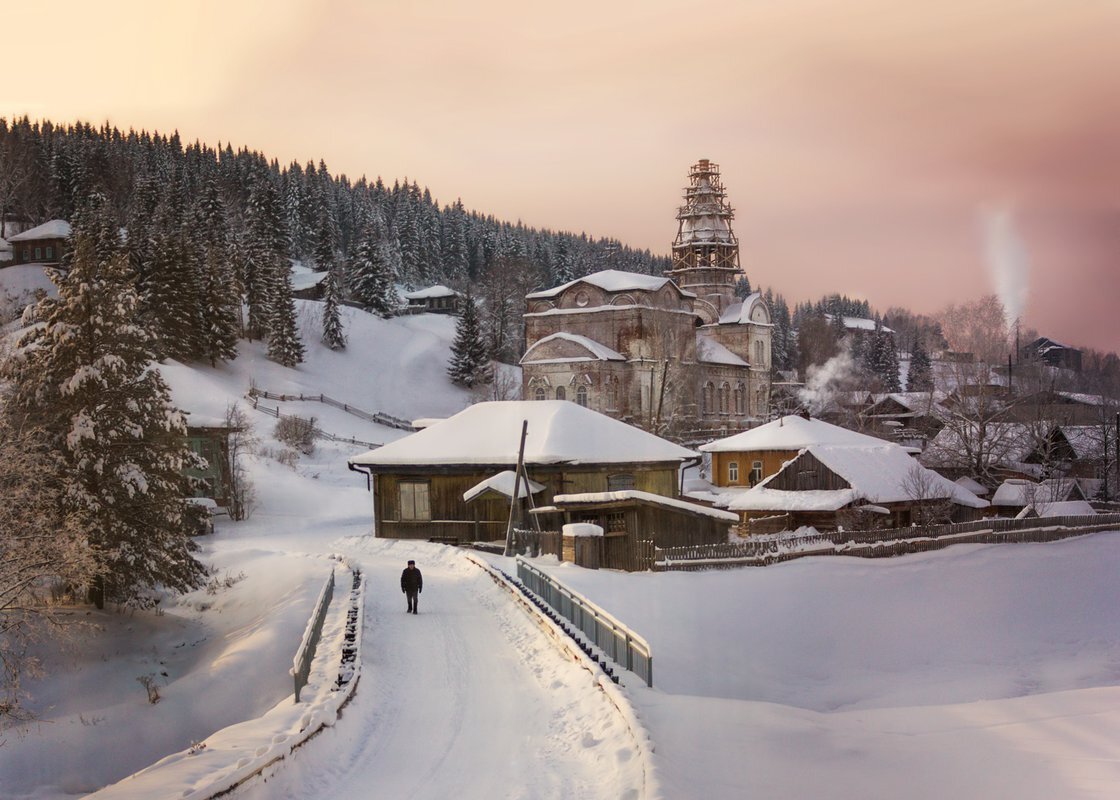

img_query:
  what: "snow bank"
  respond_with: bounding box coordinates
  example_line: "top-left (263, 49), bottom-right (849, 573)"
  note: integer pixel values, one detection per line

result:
top-left (88, 564), bottom-right (365, 800)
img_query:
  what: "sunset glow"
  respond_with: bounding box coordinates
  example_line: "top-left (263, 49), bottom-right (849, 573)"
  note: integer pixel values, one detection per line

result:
top-left (7, 0), bottom-right (1119, 349)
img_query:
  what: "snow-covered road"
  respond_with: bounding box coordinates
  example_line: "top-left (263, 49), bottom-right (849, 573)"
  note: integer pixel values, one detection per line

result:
top-left (238, 538), bottom-right (648, 800)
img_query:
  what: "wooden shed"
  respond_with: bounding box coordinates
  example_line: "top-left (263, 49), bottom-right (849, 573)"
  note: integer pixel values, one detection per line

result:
top-left (531, 489), bottom-right (739, 571)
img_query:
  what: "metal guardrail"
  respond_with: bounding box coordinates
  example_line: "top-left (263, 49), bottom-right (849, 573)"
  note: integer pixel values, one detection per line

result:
top-left (516, 557), bottom-right (653, 687)
top-left (291, 568), bottom-right (335, 702)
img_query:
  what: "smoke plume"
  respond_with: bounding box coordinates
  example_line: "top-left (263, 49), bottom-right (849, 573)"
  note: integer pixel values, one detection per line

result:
top-left (797, 345), bottom-right (856, 416)
top-left (982, 208), bottom-right (1031, 330)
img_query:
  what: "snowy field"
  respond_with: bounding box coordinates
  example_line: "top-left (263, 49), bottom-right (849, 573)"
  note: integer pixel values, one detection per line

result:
top-left (1, 281), bottom-right (1118, 798)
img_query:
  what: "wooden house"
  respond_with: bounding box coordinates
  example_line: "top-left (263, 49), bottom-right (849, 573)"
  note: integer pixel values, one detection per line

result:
top-left (403, 284), bottom-right (462, 314)
top-left (7, 219), bottom-right (70, 266)
top-left (531, 489), bottom-right (739, 570)
top-left (291, 267), bottom-right (329, 300)
top-left (347, 400), bottom-right (698, 543)
top-left (1022, 336), bottom-right (1082, 372)
top-left (700, 414), bottom-right (898, 489)
top-left (727, 442), bottom-right (988, 531)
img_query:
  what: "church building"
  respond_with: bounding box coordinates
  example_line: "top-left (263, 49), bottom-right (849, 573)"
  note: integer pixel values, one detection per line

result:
top-left (520, 160), bottom-right (771, 442)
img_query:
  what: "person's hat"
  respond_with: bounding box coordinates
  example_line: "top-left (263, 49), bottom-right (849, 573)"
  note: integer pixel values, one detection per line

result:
top-left (407, 560), bottom-right (415, 565)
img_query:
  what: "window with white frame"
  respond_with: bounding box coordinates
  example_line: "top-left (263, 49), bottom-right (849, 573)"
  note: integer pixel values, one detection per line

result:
top-left (728, 461), bottom-right (739, 482)
top-left (576, 385), bottom-right (588, 407)
top-left (750, 461), bottom-right (763, 485)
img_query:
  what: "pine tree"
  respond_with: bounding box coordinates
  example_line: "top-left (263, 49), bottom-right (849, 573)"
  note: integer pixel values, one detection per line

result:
top-left (321, 271), bottom-right (346, 350)
top-left (243, 170), bottom-right (287, 340)
top-left (447, 291), bottom-right (490, 387)
top-left (348, 216), bottom-right (398, 318)
top-left (194, 178), bottom-right (240, 366)
top-left (873, 330), bottom-right (901, 392)
top-left (267, 270), bottom-right (305, 367)
top-left (907, 337), bottom-right (933, 392)
top-left (734, 275), bottom-right (753, 299)
top-left (1, 195), bottom-right (206, 608)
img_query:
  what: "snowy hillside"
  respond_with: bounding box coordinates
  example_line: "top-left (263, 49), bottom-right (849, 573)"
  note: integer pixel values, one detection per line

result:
top-left (1, 290), bottom-right (1119, 799)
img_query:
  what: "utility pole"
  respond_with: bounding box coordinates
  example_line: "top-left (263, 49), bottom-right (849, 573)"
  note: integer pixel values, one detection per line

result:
top-left (504, 420), bottom-right (529, 557)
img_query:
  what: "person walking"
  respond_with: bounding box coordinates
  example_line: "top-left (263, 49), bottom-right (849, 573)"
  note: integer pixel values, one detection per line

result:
top-left (401, 560), bottom-right (423, 614)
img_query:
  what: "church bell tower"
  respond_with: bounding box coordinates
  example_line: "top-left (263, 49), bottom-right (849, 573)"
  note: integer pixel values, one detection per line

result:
top-left (666, 159), bottom-right (743, 323)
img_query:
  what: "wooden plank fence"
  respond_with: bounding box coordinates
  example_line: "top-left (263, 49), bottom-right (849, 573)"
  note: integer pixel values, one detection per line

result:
top-left (245, 394), bottom-right (382, 450)
top-left (655, 513), bottom-right (1120, 571)
top-left (248, 387), bottom-right (417, 432)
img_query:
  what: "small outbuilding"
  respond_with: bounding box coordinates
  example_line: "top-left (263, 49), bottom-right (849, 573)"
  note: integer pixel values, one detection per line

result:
top-left (531, 489), bottom-right (739, 570)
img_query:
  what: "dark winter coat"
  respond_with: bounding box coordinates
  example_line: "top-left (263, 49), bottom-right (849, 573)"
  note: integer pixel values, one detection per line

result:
top-left (401, 566), bottom-right (423, 593)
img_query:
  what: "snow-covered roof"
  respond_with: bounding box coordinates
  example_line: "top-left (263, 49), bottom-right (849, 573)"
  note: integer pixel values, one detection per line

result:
top-left (729, 486), bottom-right (859, 513)
top-left (563, 522), bottom-right (604, 537)
top-left (716, 293), bottom-right (770, 326)
top-left (548, 489), bottom-right (740, 522)
top-left (290, 270), bottom-right (329, 292)
top-left (729, 444), bottom-right (988, 511)
top-left (405, 284), bottom-right (460, 300)
top-left (349, 401), bottom-right (697, 468)
top-left (1059, 426), bottom-right (1106, 461)
top-left (8, 219), bottom-right (71, 242)
top-left (520, 332), bottom-right (625, 365)
top-left (525, 269), bottom-right (694, 300)
top-left (992, 478), bottom-right (1081, 507)
top-left (696, 335), bottom-right (749, 367)
top-left (463, 470), bottom-right (545, 502)
top-left (867, 392), bottom-right (947, 414)
top-left (1056, 391), bottom-right (1111, 408)
top-left (700, 415), bottom-right (892, 453)
top-left (921, 423), bottom-right (1034, 467)
top-left (954, 476), bottom-right (989, 496)
top-left (1031, 500), bottom-right (1096, 517)
top-left (824, 314), bottom-right (894, 334)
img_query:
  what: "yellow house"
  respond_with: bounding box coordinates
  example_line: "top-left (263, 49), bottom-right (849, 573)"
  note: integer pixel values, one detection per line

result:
top-left (700, 414), bottom-right (899, 488)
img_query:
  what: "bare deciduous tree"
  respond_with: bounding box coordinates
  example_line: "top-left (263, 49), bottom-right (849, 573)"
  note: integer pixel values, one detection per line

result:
top-left (225, 404), bottom-right (257, 522)
top-left (901, 463), bottom-right (955, 525)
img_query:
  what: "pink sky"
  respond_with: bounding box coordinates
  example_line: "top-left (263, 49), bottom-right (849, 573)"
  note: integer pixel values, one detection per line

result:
top-left (7, 0), bottom-right (1119, 352)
